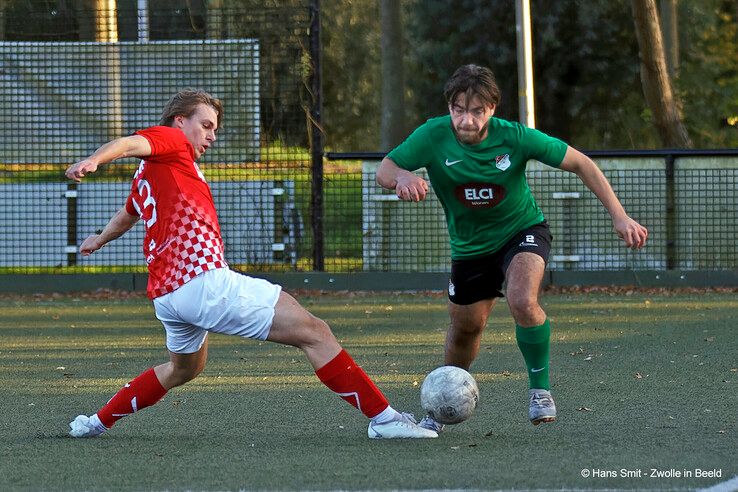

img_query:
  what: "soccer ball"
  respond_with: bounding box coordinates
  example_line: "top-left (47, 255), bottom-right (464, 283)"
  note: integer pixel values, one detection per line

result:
top-left (420, 365), bottom-right (479, 424)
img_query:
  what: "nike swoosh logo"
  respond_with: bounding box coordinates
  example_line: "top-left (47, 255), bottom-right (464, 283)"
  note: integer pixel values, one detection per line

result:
top-left (531, 367), bottom-right (546, 373)
top-left (445, 159), bottom-right (462, 166)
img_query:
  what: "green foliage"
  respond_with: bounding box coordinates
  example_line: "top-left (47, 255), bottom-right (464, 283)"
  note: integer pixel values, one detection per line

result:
top-left (321, 0), bottom-right (382, 151)
top-left (404, 0), bottom-right (518, 125)
top-left (677, 1), bottom-right (738, 147)
top-left (325, 0), bottom-right (738, 149)
top-left (403, 0), bottom-right (663, 149)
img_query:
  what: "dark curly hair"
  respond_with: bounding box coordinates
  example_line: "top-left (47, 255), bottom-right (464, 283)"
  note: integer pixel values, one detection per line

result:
top-left (443, 64), bottom-right (501, 109)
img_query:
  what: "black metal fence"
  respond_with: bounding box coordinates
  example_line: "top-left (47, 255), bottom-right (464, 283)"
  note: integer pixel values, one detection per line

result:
top-left (1, 1), bottom-right (327, 273)
top-left (335, 150), bottom-right (738, 274)
top-left (0, 3), bottom-right (736, 282)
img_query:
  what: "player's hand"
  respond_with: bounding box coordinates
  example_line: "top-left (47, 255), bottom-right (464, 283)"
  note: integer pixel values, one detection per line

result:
top-left (395, 174), bottom-right (429, 202)
top-left (613, 216), bottom-right (648, 250)
top-left (79, 235), bottom-right (103, 256)
top-left (65, 159), bottom-right (99, 182)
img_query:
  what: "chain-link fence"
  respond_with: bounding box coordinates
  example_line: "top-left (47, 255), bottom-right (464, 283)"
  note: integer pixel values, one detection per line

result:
top-left (0, 1), bottom-right (328, 273)
top-left (353, 151), bottom-right (738, 273)
top-left (1, 3), bottom-right (736, 281)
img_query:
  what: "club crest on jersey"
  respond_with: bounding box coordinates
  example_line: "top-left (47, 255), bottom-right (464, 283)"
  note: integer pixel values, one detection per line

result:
top-left (454, 183), bottom-right (506, 209)
top-left (495, 154), bottom-right (511, 171)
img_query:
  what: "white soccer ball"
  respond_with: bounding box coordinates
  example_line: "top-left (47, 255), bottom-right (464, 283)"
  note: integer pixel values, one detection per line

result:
top-left (420, 365), bottom-right (479, 424)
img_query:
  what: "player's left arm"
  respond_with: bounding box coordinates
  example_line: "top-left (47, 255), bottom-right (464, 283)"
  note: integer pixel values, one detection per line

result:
top-left (66, 135), bottom-right (152, 182)
top-left (79, 207), bottom-right (140, 256)
top-left (559, 146), bottom-right (648, 249)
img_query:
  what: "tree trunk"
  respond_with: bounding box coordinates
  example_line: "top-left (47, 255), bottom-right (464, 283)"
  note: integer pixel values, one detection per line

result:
top-left (659, 0), bottom-right (679, 77)
top-left (631, 0), bottom-right (691, 148)
top-left (380, 0), bottom-right (405, 151)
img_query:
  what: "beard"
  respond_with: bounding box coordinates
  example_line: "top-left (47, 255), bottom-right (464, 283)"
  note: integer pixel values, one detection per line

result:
top-left (453, 120), bottom-right (489, 145)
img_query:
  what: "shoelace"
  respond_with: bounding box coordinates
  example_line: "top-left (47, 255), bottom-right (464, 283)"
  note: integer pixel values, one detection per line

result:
top-left (399, 412), bottom-right (418, 424)
top-left (419, 416), bottom-right (444, 432)
top-left (530, 393), bottom-right (553, 408)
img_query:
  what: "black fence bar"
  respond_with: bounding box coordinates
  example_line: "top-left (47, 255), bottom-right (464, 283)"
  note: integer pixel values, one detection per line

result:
top-left (665, 153), bottom-right (677, 269)
top-left (326, 149), bottom-right (738, 160)
top-left (309, 0), bottom-right (324, 271)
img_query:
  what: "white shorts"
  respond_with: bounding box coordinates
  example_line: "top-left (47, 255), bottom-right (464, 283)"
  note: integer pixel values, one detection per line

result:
top-left (153, 268), bottom-right (282, 354)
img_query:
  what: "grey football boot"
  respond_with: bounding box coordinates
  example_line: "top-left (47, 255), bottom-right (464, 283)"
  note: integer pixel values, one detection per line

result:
top-left (529, 388), bottom-right (557, 425)
top-left (418, 414), bottom-right (446, 433)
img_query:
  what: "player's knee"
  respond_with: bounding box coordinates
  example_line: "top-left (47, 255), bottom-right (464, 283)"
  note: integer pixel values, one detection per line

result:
top-left (304, 316), bottom-right (334, 345)
top-left (507, 296), bottom-right (540, 321)
top-left (451, 318), bottom-right (485, 337)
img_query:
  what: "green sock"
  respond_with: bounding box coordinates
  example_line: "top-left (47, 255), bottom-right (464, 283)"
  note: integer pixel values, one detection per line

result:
top-left (515, 319), bottom-right (551, 390)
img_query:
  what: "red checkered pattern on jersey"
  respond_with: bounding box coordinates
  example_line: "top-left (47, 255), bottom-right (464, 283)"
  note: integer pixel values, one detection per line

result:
top-left (148, 196), bottom-right (227, 299)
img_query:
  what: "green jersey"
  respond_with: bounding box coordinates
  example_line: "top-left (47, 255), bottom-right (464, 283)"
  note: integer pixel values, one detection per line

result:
top-left (387, 115), bottom-right (568, 259)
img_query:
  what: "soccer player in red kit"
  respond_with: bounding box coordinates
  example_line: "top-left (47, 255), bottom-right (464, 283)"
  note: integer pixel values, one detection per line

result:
top-left (64, 90), bottom-right (436, 439)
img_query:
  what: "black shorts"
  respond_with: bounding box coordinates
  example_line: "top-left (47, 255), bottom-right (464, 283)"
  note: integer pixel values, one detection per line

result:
top-left (448, 222), bottom-right (552, 305)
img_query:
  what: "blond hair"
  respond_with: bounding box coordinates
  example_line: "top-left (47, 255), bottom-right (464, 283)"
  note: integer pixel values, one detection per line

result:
top-left (159, 89), bottom-right (223, 129)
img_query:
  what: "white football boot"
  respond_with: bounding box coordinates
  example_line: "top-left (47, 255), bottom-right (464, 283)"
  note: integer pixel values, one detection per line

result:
top-left (69, 414), bottom-right (107, 437)
top-left (529, 389), bottom-right (557, 425)
top-left (368, 412), bottom-right (438, 439)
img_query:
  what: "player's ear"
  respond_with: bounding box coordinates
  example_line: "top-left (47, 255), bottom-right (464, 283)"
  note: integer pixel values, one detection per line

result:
top-left (489, 104), bottom-right (496, 116)
top-left (173, 115), bottom-right (185, 128)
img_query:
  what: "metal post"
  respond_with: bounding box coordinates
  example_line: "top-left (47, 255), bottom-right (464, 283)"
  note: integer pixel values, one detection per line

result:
top-left (665, 154), bottom-right (676, 269)
top-left (515, 0), bottom-right (535, 127)
top-left (137, 0), bottom-right (149, 42)
top-left (66, 183), bottom-right (78, 266)
top-left (308, 0), bottom-right (324, 271)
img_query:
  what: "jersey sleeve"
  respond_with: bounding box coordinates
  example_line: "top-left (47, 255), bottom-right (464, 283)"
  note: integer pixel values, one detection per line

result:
top-left (135, 126), bottom-right (194, 159)
top-left (521, 126), bottom-right (568, 168)
top-left (124, 192), bottom-right (137, 216)
top-left (386, 122), bottom-right (433, 171)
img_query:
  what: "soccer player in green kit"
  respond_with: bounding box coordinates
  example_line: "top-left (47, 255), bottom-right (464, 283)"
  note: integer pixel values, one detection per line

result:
top-left (377, 64), bottom-right (648, 431)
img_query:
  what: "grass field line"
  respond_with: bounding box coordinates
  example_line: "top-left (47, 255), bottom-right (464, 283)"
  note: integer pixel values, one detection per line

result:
top-left (695, 475), bottom-right (738, 492)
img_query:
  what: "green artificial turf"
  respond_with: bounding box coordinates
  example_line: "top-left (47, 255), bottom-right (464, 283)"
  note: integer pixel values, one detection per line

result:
top-left (0, 292), bottom-right (735, 491)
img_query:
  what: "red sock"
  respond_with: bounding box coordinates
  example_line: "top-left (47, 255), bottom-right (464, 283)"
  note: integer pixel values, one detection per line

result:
top-left (315, 349), bottom-right (389, 419)
top-left (97, 367), bottom-right (168, 428)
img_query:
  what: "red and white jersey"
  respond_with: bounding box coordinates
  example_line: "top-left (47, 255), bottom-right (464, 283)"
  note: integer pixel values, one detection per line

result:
top-left (125, 126), bottom-right (227, 299)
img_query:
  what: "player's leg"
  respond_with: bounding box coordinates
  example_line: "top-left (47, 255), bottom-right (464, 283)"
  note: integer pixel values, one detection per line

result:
top-left (268, 291), bottom-right (437, 438)
top-left (419, 257), bottom-right (501, 433)
top-left (68, 341), bottom-right (208, 438)
top-left (445, 298), bottom-right (496, 369)
top-left (69, 279), bottom-right (211, 438)
top-left (506, 251), bottom-right (556, 424)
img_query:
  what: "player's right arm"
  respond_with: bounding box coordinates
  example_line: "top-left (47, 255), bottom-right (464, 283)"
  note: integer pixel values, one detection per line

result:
top-left (65, 135), bottom-right (152, 182)
top-left (376, 157), bottom-right (429, 202)
top-left (79, 207), bottom-right (140, 256)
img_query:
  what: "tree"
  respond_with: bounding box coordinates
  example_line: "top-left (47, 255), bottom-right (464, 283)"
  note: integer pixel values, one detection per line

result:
top-left (659, 0), bottom-right (679, 77)
top-left (321, 0), bottom-right (381, 150)
top-left (379, 0), bottom-right (406, 151)
top-left (631, 0), bottom-right (691, 147)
